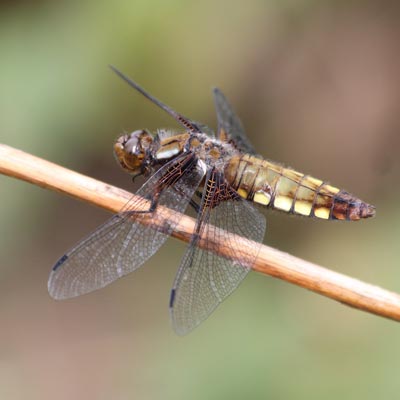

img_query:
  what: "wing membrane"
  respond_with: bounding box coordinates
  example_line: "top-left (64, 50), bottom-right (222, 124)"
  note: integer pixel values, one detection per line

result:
top-left (192, 121), bottom-right (215, 138)
top-left (48, 153), bottom-right (205, 300)
top-left (213, 88), bottom-right (256, 155)
top-left (111, 66), bottom-right (205, 134)
top-left (170, 171), bottom-right (266, 335)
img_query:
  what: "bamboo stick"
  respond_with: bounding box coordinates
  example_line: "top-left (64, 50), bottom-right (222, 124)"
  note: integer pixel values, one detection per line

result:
top-left (1, 143), bottom-right (398, 322)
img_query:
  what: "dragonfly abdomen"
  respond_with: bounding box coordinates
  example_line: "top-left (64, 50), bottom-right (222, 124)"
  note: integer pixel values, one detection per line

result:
top-left (224, 154), bottom-right (375, 221)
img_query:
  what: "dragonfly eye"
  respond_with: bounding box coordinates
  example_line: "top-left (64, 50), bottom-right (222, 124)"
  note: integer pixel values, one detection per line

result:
top-left (114, 130), bottom-right (153, 175)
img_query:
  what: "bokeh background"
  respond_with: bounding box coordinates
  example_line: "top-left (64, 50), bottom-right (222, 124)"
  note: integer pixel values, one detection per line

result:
top-left (1, 1), bottom-right (400, 399)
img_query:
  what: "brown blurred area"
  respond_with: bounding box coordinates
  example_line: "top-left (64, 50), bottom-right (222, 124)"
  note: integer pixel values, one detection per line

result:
top-left (1, 1), bottom-right (400, 399)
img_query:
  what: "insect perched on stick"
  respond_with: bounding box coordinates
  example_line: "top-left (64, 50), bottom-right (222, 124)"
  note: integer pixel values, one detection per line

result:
top-left (48, 67), bottom-right (375, 335)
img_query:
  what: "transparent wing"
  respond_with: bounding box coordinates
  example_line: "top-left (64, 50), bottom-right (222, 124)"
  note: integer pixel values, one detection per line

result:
top-left (213, 88), bottom-right (256, 155)
top-left (170, 171), bottom-right (266, 335)
top-left (192, 121), bottom-right (215, 138)
top-left (111, 66), bottom-right (205, 134)
top-left (48, 153), bottom-right (205, 300)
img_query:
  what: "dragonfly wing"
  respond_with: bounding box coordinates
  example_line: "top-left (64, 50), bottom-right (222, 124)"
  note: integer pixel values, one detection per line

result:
top-left (111, 66), bottom-right (206, 135)
top-left (213, 88), bottom-right (257, 155)
top-left (49, 153), bottom-right (206, 300)
top-left (191, 121), bottom-right (215, 138)
top-left (170, 170), bottom-right (266, 335)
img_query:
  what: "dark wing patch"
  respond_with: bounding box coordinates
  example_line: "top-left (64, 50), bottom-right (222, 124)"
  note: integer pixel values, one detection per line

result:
top-left (48, 153), bottom-right (205, 300)
top-left (213, 88), bottom-right (257, 155)
top-left (170, 169), bottom-right (266, 335)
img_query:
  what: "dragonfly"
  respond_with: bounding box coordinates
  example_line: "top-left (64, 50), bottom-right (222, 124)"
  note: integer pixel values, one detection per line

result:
top-left (48, 66), bottom-right (376, 335)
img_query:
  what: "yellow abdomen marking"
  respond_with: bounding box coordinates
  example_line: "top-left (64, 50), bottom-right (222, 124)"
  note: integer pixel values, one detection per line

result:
top-left (273, 176), bottom-right (299, 211)
top-left (314, 207), bottom-right (331, 219)
top-left (293, 186), bottom-right (314, 216)
top-left (294, 200), bottom-right (313, 216)
top-left (254, 190), bottom-right (271, 206)
top-left (237, 188), bottom-right (248, 198)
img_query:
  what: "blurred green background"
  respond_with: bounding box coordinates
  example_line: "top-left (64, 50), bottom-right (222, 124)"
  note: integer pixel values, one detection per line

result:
top-left (1, 0), bottom-right (400, 399)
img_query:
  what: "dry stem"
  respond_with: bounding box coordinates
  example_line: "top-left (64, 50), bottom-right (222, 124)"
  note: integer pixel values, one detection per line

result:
top-left (1, 143), bottom-right (399, 322)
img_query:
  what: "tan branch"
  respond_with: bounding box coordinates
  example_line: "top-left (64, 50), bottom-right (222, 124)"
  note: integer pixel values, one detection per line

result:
top-left (1, 143), bottom-right (398, 322)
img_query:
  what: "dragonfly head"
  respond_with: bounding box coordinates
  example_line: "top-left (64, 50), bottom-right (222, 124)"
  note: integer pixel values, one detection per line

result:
top-left (114, 130), bottom-right (153, 176)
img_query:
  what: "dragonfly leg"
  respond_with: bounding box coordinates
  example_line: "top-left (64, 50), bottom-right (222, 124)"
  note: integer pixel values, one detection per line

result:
top-left (189, 199), bottom-right (200, 213)
top-left (188, 190), bottom-right (203, 213)
top-left (128, 189), bottom-right (162, 214)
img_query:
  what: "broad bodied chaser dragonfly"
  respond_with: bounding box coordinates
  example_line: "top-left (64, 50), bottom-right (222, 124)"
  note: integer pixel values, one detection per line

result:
top-left (48, 67), bottom-right (375, 335)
